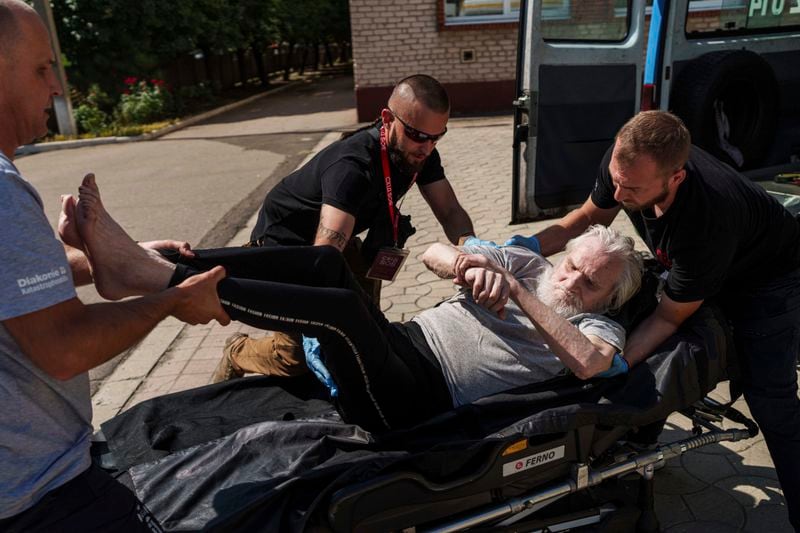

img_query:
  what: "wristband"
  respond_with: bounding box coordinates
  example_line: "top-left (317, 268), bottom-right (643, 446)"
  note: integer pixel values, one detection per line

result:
top-left (596, 352), bottom-right (630, 378)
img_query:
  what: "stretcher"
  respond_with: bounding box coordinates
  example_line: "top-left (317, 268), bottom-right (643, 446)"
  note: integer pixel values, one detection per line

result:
top-left (96, 293), bottom-right (755, 532)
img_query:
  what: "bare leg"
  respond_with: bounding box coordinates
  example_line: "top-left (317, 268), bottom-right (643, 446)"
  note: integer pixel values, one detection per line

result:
top-left (75, 173), bottom-right (176, 299)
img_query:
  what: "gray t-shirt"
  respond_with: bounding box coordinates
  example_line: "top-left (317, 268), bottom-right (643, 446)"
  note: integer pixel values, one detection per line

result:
top-left (0, 153), bottom-right (90, 518)
top-left (413, 245), bottom-right (626, 407)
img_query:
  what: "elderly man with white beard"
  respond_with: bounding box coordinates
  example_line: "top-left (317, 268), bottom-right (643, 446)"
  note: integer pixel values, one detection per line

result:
top-left (419, 224), bottom-right (643, 409)
top-left (63, 180), bottom-right (643, 433)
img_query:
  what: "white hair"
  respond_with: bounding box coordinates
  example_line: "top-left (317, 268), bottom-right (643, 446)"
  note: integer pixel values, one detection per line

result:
top-left (564, 225), bottom-right (644, 313)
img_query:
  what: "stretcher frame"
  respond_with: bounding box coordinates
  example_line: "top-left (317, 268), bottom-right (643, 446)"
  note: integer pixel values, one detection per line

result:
top-left (327, 397), bottom-right (758, 532)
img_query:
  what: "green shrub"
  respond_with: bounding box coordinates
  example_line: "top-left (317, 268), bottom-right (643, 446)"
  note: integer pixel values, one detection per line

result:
top-left (74, 103), bottom-right (108, 134)
top-left (71, 84), bottom-right (113, 134)
top-left (116, 78), bottom-right (173, 125)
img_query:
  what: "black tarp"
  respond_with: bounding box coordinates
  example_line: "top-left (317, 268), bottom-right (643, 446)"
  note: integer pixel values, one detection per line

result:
top-left (101, 305), bottom-right (731, 531)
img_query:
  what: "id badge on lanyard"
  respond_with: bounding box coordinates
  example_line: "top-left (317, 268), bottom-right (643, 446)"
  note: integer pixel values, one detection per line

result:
top-left (366, 125), bottom-right (415, 282)
top-left (366, 247), bottom-right (410, 282)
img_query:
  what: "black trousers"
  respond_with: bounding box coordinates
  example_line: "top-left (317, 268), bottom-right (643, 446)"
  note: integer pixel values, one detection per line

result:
top-left (170, 245), bottom-right (453, 432)
top-left (721, 267), bottom-right (800, 529)
top-left (0, 464), bottom-right (162, 533)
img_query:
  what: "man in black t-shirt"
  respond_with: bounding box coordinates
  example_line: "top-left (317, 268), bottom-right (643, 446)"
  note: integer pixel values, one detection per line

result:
top-left (509, 111), bottom-right (800, 528)
top-left (212, 75), bottom-right (478, 384)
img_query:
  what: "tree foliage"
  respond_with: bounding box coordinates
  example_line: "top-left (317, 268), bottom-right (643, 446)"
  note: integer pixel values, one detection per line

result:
top-left (52, 0), bottom-right (350, 94)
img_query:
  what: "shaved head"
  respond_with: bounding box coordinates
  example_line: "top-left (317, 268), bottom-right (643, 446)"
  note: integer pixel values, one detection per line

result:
top-left (381, 74), bottom-right (450, 176)
top-left (388, 74), bottom-right (450, 114)
top-left (0, 0), bottom-right (61, 156)
top-left (0, 0), bottom-right (37, 63)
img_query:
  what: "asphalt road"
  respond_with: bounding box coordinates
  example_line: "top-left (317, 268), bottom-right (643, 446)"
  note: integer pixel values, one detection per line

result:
top-left (13, 71), bottom-right (358, 391)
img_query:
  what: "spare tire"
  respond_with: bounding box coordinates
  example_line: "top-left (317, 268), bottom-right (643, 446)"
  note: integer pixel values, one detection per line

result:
top-left (669, 50), bottom-right (779, 170)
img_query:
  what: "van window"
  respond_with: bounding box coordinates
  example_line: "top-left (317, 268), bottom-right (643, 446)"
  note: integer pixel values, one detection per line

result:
top-left (541, 0), bottom-right (629, 42)
top-left (685, 0), bottom-right (800, 35)
top-left (444, 0), bottom-right (572, 26)
top-left (444, 0), bottom-right (522, 24)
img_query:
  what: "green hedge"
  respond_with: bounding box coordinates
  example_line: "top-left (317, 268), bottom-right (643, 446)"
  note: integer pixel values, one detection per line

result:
top-left (51, 0), bottom-right (350, 95)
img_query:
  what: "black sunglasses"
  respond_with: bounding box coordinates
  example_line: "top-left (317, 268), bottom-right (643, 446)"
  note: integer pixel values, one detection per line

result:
top-left (387, 108), bottom-right (447, 144)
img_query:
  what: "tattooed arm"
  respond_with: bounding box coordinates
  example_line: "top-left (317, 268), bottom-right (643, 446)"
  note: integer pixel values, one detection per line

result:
top-left (314, 204), bottom-right (356, 251)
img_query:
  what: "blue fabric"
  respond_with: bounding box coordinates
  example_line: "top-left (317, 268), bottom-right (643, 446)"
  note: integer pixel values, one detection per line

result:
top-left (595, 353), bottom-right (629, 378)
top-left (503, 235), bottom-right (541, 254)
top-left (462, 236), bottom-right (498, 248)
top-left (302, 336), bottom-right (338, 398)
top-left (723, 267), bottom-right (800, 529)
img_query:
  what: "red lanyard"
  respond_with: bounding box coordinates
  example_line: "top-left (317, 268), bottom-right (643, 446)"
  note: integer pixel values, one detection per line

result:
top-left (379, 125), bottom-right (417, 246)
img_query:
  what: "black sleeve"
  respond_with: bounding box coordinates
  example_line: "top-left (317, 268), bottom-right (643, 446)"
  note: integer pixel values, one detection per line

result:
top-left (590, 147), bottom-right (619, 209)
top-left (663, 223), bottom-right (737, 302)
top-left (320, 159), bottom-right (371, 215)
top-left (416, 149), bottom-right (446, 186)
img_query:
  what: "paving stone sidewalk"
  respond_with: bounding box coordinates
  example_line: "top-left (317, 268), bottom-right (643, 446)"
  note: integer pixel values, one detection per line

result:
top-left (91, 116), bottom-right (794, 532)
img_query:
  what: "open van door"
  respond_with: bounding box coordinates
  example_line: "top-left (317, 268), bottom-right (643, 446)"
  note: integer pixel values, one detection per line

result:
top-left (662, 0), bottom-right (800, 173)
top-left (512, 0), bottom-right (648, 222)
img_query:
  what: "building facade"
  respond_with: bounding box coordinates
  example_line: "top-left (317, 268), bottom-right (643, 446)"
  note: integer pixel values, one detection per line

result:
top-left (348, 0), bottom-right (740, 121)
top-left (348, 0), bottom-right (521, 121)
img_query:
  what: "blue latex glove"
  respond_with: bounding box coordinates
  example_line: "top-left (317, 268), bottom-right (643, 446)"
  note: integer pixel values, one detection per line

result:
top-left (303, 336), bottom-right (338, 397)
top-left (596, 353), bottom-right (630, 378)
top-left (503, 234), bottom-right (541, 254)
top-left (463, 236), bottom-right (499, 248)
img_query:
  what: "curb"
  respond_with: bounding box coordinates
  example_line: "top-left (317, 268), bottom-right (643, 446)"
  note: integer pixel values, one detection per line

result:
top-left (16, 80), bottom-right (303, 157)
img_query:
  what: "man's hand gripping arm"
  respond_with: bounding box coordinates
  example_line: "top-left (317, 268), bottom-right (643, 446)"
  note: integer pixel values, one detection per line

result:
top-left (422, 243), bottom-right (510, 318)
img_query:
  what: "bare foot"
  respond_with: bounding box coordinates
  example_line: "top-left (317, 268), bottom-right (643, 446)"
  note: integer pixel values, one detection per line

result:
top-left (76, 173), bottom-right (175, 300)
top-left (58, 194), bottom-right (83, 249)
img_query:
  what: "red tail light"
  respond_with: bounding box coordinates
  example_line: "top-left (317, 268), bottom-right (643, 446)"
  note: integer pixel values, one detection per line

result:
top-left (640, 84), bottom-right (656, 111)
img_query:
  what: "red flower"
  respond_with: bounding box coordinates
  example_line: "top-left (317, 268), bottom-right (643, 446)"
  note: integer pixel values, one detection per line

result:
top-left (150, 78), bottom-right (165, 86)
top-left (123, 76), bottom-right (137, 85)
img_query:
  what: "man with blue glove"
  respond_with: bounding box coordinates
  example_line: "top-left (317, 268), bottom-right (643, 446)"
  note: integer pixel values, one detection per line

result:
top-left (508, 111), bottom-right (800, 528)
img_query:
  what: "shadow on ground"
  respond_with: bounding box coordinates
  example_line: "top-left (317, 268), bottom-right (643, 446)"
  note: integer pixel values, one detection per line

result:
top-left (199, 67), bottom-right (355, 125)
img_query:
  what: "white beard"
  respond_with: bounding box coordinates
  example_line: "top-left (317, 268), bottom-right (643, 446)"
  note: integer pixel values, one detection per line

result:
top-left (535, 266), bottom-right (585, 318)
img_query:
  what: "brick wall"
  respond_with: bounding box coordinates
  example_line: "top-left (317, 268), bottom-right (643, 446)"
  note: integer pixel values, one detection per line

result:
top-left (349, 0), bottom-right (518, 120)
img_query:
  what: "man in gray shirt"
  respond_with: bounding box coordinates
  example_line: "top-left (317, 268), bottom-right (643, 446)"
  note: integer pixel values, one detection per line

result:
top-left (0, 2), bottom-right (229, 530)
